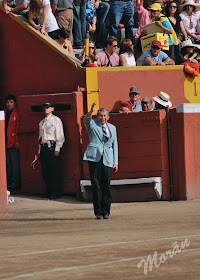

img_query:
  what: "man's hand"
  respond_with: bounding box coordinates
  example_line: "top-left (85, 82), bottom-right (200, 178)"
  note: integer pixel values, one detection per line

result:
top-left (91, 102), bottom-right (96, 112)
top-left (113, 164), bottom-right (118, 173)
top-left (54, 151), bottom-right (59, 156)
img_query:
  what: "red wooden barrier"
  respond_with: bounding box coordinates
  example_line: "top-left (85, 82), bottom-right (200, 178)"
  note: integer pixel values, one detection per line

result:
top-left (0, 111), bottom-right (8, 213)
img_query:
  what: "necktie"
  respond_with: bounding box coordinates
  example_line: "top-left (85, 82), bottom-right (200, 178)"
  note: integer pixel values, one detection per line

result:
top-left (102, 126), bottom-right (109, 141)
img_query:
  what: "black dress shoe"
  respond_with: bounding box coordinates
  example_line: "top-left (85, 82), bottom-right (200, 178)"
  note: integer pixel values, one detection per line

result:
top-left (49, 195), bottom-right (61, 199)
top-left (96, 214), bottom-right (103, 220)
top-left (41, 193), bottom-right (51, 198)
top-left (103, 214), bottom-right (110, 219)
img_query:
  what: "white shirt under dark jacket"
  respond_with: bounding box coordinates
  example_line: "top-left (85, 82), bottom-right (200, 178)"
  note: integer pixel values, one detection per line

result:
top-left (39, 113), bottom-right (65, 152)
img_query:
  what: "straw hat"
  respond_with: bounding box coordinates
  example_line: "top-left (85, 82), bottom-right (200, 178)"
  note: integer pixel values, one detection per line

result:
top-left (180, 0), bottom-right (200, 12)
top-left (181, 39), bottom-right (200, 49)
top-left (153, 92), bottom-right (172, 108)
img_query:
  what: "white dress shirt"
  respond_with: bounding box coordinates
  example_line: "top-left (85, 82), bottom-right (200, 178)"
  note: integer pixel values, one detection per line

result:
top-left (39, 113), bottom-right (65, 152)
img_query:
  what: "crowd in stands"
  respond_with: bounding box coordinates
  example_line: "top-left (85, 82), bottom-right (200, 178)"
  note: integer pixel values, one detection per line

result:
top-left (118, 86), bottom-right (172, 113)
top-left (3, 0), bottom-right (200, 66)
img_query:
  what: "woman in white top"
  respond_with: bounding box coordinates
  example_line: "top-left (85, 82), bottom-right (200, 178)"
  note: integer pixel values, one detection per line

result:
top-left (180, 0), bottom-right (200, 43)
top-left (119, 39), bottom-right (136, 66)
top-left (29, 0), bottom-right (59, 36)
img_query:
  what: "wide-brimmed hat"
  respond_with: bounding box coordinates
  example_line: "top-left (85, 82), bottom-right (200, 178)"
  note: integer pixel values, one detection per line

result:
top-left (153, 92), bottom-right (172, 108)
top-left (180, 0), bottom-right (200, 12)
top-left (181, 39), bottom-right (200, 49)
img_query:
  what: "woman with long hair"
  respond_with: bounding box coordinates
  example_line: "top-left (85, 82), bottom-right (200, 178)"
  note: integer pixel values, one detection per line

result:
top-left (54, 28), bottom-right (74, 56)
top-left (79, 41), bottom-right (101, 66)
top-left (119, 39), bottom-right (136, 66)
top-left (165, 1), bottom-right (188, 42)
top-left (29, 0), bottom-right (58, 36)
top-left (165, 1), bottom-right (188, 57)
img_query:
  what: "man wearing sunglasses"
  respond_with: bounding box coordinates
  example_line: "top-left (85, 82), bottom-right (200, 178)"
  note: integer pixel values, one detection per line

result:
top-left (142, 40), bottom-right (175, 66)
top-left (98, 36), bottom-right (119, 67)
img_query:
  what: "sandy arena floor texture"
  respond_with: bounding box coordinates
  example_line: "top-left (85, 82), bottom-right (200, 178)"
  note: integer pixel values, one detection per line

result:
top-left (0, 195), bottom-right (200, 280)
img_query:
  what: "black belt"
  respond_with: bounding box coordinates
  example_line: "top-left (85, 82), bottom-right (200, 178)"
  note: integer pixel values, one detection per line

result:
top-left (40, 142), bottom-right (55, 150)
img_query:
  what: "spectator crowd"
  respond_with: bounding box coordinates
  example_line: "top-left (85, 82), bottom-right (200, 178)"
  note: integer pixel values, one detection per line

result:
top-left (3, 0), bottom-right (200, 66)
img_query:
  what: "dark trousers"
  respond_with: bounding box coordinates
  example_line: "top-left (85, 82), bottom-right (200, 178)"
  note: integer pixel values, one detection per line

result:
top-left (6, 148), bottom-right (21, 190)
top-left (88, 158), bottom-right (112, 216)
top-left (73, 0), bottom-right (86, 46)
top-left (40, 145), bottom-right (61, 196)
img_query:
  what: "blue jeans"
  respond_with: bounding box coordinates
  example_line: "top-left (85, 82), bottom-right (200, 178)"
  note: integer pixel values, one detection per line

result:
top-left (97, 2), bottom-right (110, 23)
top-left (73, 0), bottom-right (86, 46)
top-left (109, 0), bottom-right (134, 42)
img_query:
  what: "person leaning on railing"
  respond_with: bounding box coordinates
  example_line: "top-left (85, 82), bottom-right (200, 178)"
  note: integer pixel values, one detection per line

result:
top-left (29, 0), bottom-right (59, 36)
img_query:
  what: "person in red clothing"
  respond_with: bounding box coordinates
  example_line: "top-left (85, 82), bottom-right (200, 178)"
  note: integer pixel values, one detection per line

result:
top-left (4, 95), bottom-right (20, 190)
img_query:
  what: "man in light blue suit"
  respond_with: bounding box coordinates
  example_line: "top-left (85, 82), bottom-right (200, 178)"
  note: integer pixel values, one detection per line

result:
top-left (83, 102), bottom-right (118, 220)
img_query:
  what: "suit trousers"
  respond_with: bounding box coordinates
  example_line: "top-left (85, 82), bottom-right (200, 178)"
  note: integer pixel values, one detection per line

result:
top-left (88, 158), bottom-right (112, 216)
top-left (40, 145), bottom-right (61, 196)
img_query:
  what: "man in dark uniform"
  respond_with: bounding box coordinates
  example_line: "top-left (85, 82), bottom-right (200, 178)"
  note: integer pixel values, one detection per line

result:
top-left (39, 102), bottom-right (65, 199)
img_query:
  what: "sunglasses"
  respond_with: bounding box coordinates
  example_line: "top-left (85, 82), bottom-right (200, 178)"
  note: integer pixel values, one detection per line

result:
top-left (112, 44), bottom-right (118, 48)
top-left (169, 5), bottom-right (177, 8)
top-left (89, 47), bottom-right (94, 49)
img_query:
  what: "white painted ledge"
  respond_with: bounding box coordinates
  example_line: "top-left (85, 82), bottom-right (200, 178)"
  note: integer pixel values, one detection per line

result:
top-left (0, 111), bottom-right (5, 120)
top-left (176, 103), bottom-right (200, 113)
top-left (80, 177), bottom-right (162, 200)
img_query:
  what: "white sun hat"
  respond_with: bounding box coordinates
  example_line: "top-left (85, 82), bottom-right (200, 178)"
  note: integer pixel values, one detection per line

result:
top-left (153, 91), bottom-right (172, 108)
top-left (180, 0), bottom-right (200, 12)
top-left (181, 39), bottom-right (200, 49)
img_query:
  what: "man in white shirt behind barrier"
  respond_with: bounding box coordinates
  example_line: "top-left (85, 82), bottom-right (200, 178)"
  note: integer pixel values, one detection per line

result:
top-left (39, 102), bottom-right (65, 199)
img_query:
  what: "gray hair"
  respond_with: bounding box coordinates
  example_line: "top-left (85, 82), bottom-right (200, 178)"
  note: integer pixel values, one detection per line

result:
top-left (97, 108), bottom-right (110, 116)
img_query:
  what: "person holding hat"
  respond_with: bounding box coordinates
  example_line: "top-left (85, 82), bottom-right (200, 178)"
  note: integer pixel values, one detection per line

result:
top-left (150, 2), bottom-right (178, 58)
top-left (141, 97), bottom-right (154, 111)
top-left (180, 0), bottom-right (200, 43)
top-left (153, 91), bottom-right (172, 110)
top-left (176, 39), bottom-right (199, 64)
top-left (142, 40), bottom-right (175, 66)
top-left (39, 102), bottom-right (65, 199)
top-left (125, 86), bottom-right (142, 112)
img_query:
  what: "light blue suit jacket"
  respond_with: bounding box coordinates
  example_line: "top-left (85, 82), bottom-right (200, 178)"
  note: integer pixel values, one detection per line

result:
top-left (83, 115), bottom-right (118, 167)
